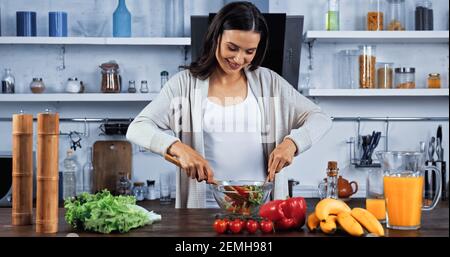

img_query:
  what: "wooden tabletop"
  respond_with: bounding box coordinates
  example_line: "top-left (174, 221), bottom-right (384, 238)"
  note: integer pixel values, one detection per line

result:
top-left (0, 198), bottom-right (448, 237)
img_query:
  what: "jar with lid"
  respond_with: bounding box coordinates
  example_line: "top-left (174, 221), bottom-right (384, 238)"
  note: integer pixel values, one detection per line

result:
top-left (65, 77), bottom-right (81, 93)
top-left (337, 49), bottom-right (359, 89)
top-left (395, 68), bottom-right (416, 89)
top-left (160, 71), bottom-right (169, 89)
top-left (116, 172), bottom-right (132, 195)
top-left (415, 0), bottom-right (433, 31)
top-left (358, 45), bottom-right (377, 89)
top-left (325, 0), bottom-right (340, 31)
top-left (132, 182), bottom-right (147, 201)
top-left (386, 0), bottom-right (406, 31)
top-left (326, 161), bottom-right (339, 199)
top-left (376, 62), bottom-right (394, 88)
top-left (128, 80), bottom-right (136, 93)
top-left (140, 80), bottom-right (149, 93)
top-left (30, 78), bottom-right (46, 93)
top-left (367, 0), bottom-right (384, 31)
top-left (100, 61), bottom-right (121, 93)
top-left (427, 73), bottom-right (441, 89)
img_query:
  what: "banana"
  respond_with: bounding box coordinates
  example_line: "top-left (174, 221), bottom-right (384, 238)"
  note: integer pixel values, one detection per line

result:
top-left (351, 208), bottom-right (385, 237)
top-left (320, 215), bottom-right (337, 234)
top-left (307, 213), bottom-right (321, 232)
top-left (315, 198), bottom-right (351, 221)
top-left (336, 212), bottom-right (365, 237)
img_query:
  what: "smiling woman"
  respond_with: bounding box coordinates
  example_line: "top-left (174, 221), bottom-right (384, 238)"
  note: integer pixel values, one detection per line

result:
top-left (126, 1), bottom-right (332, 208)
top-left (188, 2), bottom-right (269, 79)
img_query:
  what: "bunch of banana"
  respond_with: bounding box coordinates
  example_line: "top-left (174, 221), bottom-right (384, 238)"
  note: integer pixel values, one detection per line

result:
top-left (307, 198), bottom-right (384, 237)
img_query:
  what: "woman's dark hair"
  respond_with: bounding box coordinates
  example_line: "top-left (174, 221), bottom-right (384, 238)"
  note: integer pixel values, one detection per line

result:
top-left (188, 1), bottom-right (269, 79)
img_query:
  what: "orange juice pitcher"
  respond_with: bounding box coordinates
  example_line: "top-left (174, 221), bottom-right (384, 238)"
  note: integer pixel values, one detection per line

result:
top-left (376, 151), bottom-right (441, 230)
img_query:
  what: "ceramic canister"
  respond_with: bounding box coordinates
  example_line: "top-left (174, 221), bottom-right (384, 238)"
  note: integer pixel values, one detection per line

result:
top-left (49, 11), bottom-right (68, 37)
top-left (16, 11), bottom-right (37, 36)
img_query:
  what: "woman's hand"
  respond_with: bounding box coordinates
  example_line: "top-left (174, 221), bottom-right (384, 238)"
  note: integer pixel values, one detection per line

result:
top-left (267, 138), bottom-right (297, 182)
top-left (167, 141), bottom-right (216, 184)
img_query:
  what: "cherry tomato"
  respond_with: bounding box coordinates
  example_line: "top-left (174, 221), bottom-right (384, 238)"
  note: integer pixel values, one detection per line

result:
top-left (223, 218), bottom-right (232, 229)
top-left (229, 219), bottom-right (243, 234)
top-left (260, 220), bottom-right (274, 234)
top-left (246, 219), bottom-right (259, 234)
top-left (237, 219), bottom-right (246, 230)
top-left (213, 219), bottom-right (228, 234)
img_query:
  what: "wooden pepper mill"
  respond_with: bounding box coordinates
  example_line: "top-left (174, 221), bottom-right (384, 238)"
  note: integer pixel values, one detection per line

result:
top-left (12, 112), bottom-right (33, 225)
top-left (36, 112), bottom-right (59, 233)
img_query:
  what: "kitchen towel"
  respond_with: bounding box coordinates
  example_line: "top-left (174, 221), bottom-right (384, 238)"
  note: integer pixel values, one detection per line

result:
top-left (16, 11), bottom-right (37, 36)
top-left (49, 11), bottom-right (68, 37)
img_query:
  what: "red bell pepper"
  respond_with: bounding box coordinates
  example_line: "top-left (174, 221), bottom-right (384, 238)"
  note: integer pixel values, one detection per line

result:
top-left (259, 197), bottom-right (307, 230)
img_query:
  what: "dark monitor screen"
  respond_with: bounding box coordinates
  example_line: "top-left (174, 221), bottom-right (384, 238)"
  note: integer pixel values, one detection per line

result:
top-left (191, 13), bottom-right (304, 89)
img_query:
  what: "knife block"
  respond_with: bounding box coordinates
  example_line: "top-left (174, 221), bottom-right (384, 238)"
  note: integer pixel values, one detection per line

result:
top-left (12, 113), bottom-right (33, 225)
top-left (36, 112), bottom-right (59, 233)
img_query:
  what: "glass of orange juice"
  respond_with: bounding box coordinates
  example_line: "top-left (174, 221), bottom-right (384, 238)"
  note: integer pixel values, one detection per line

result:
top-left (366, 169), bottom-right (386, 223)
top-left (376, 151), bottom-right (441, 230)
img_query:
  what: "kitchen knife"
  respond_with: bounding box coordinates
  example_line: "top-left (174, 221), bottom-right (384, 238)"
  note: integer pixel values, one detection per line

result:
top-left (436, 138), bottom-right (442, 162)
top-left (367, 132), bottom-right (382, 164)
top-left (361, 131), bottom-right (376, 163)
top-left (437, 125), bottom-right (443, 161)
top-left (428, 137), bottom-right (435, 162)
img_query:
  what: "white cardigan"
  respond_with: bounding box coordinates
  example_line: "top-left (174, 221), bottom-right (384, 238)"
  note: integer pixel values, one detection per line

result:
top-left (126, 67), bottom-right (332, 208)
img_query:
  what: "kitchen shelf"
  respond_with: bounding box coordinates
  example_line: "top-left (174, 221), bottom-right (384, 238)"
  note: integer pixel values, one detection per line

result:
top-left (0, 93), bottom-right (158, 102)
top-left (302, 88), bottom-right (450, 97)
top-left (304, 31), bottom-right (449, 43)
top-left (0, 37), bottom-right (191, 46)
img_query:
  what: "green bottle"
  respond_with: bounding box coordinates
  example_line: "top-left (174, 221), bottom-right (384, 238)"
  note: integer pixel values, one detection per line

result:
top-left (326, 0), bottom-right (340, 31)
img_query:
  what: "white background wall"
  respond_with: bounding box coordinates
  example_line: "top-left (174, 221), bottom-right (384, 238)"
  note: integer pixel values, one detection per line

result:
top-left (0, 0), bottom-right (448, 199)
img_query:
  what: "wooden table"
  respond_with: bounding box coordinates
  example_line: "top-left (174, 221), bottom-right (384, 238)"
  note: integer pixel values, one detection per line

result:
top-left (0, 198), bottom-right (448, 237)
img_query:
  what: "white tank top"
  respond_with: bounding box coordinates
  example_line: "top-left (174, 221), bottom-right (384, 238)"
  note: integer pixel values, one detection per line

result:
top-left (203, 84), bottom-right (266, 182)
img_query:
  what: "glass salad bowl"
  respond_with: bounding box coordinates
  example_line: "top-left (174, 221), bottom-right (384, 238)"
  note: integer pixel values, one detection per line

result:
top-left (209, 180), bottom-right (273, 216)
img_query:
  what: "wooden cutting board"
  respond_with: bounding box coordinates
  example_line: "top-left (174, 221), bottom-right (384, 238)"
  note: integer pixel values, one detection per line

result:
top-left (93, 140), bottom-right (132, 194)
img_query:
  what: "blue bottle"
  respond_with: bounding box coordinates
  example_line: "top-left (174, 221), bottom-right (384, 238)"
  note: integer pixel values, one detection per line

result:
top-left (113, 0), bottom-right (131, 37)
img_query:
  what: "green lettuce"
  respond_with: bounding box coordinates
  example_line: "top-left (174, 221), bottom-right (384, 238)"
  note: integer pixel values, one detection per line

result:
top-left (64, 190), bottom-right (160, 234)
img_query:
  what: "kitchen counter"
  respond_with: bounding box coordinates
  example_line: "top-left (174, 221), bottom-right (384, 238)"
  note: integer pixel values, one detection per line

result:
top-left (0, 198), bottom-right (448, 237)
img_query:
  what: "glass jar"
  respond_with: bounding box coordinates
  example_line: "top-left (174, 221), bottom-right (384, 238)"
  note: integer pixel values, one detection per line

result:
top-left (325, 0), bottom-right (340, 31)
top-left (30, 77), bottom-right (46, 93)
top-left (116, 172), bottom-right (132, 195)
top-left (100, 61), bottom-right (121, 93)
top-left (386, 0), bottom-right (406, 31)
top-left (367, 0), bottom-right (384, 31)
top-left (427, 73), bottom-right (441, 89)
top-left (132, 182), bottom-right (147, 201)
top-left (160, 71), bottom-right (169, 89)
top-left (395, 67), bottom-right (416, 89)
top-left (358, 45), bottom-right (377, 89)
top-left (415, 0), bottom-right (433, 31)
top-left (337, 49), bottom-right (359, 89)
top-left (376, 62), bottom-right (394, 88)
top-left (128, 80), bottom-right (136, 93)
top-left (140, 80), bottom-right (149, 93)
